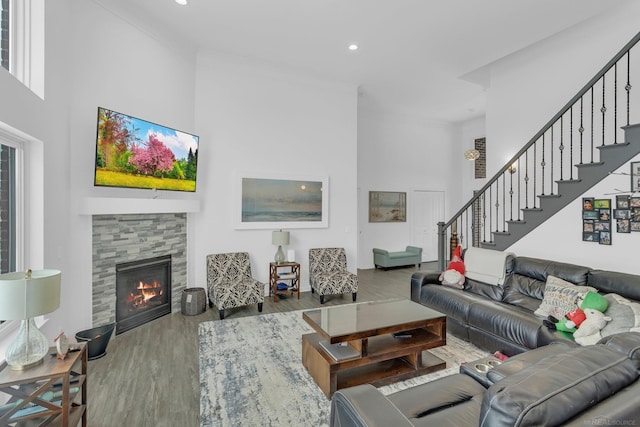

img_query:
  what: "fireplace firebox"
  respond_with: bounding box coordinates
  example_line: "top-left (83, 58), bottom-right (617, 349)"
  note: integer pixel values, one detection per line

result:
top-left (115, 255), bottom-right (172, 334)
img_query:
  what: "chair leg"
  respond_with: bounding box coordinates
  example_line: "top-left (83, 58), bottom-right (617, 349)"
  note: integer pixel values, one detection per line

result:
top-left (311, 288), bottom-right (315, 293)
top-left (320, 295), bottom-right (325, 304)
top-left (219, 309), bottom-right (225, 320)
top-left (352, 292), bottom-right (357, 302)
top-left (209, 300), bottom-right (213, 308)
top-left (258, 302), bottom-right (263, 312)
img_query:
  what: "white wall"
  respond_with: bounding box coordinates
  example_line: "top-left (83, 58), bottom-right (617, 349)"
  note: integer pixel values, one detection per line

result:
top-left (191, 53), bottom-right (358, 290)
top-left (357, 107), bottom-right (457, 268)
top-left (486, 2), bottom-right (640, 273)
top-left (455, 116), bottom-right (487, 201)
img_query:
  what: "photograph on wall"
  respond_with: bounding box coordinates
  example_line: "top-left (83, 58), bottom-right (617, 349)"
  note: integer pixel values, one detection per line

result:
top-left (617, 219), bottom-right (631, 233)
top-left (583, 232), bottom-right (598, 242)
top-left (369, 191), bottom-right (407, 222)
top-left (583, 197), bottom-right (594, 211)
top-left (616, 195), bottom-right (630, 209)
top-left (599, 231), bottom-right (611, 245)
top-left (583, 210), bottom-right (599, 220)
top-left (631, 161), bottom-right (640, 192)
top-left (595, 222), bottom-right (610, 232)
top-left (594, 199), bottom-right (610, 209)
top-left (631, 197), bottom-right (640, 208)
top-left (632, 222), bottom-right (640, 232)
top-left (614, 209), bottom-right (630, 220)
top-left (583, 220), bottom-right (594, 232)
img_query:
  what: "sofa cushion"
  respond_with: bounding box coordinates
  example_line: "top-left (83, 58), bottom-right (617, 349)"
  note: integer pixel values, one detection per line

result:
top-left (480, 345), bottom-right (639, 427)
top-left (420, 285), bottom-right (487, 324)
top-left (533, 275), bottom-right (596, 319)
top-left (511, 256), bottom-right (591, 285)
top-left (467, 300), bottom-right (542, 349)
top-left (501, 272), bottom-right (545, 312)
top-left (588, 270), bottom-right (640, 301)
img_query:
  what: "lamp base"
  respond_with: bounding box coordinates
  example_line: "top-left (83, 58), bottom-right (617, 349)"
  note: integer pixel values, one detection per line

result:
top-left (5, 318), bottom-right (49, 370)
top-left (274, 245), bottom-right (286, 264)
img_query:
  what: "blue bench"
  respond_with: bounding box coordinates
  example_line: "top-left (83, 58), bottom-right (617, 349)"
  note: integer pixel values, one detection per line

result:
top-left (372, 246), bottom-right (422, 270)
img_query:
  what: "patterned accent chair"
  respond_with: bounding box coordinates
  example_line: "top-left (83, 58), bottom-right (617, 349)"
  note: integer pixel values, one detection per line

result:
top-left (206, 252), bottom-right (264, 320)
top-left (309, 248), bottom-right (358, 304)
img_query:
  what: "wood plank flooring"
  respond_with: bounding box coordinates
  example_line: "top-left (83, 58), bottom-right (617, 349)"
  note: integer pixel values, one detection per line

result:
top-left (86, 264), bottom-right (436, 427)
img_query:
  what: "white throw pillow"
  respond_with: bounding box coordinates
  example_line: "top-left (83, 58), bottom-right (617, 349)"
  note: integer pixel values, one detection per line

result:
top-left (534, 275), bottom-right (597, 319)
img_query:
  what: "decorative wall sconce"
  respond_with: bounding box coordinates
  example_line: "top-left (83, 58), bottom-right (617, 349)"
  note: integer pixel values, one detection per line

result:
top-left (464, 149), bottom-right (480, 161)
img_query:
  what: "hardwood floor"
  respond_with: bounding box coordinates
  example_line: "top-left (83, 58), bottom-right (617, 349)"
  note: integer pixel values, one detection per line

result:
top-left (86, 264), bottom-right (436, 427)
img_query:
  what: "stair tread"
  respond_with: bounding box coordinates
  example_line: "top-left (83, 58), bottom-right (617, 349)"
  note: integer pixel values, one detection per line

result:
top-left (575, 161), bottom-right (605, 168)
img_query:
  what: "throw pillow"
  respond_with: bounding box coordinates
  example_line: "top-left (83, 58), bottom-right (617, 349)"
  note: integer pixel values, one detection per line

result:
top-left (534, 275), bottom-right (597, 319)
top-left (601, 293), bottom-right (640, 337)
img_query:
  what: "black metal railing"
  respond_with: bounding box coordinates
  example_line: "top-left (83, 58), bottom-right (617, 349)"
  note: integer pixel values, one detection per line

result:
top-left (437, 31), bottom-right (640, 271)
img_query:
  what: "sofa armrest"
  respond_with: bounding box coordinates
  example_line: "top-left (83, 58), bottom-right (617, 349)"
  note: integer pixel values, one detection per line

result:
top-left (372, 248), bottom-right (389, 255)
top-left (410, 271), bottom-right (441, 303)
top-left (406, 246), bottom-right (422, 255)
top-left (330, 384), bottom-right (414, 427)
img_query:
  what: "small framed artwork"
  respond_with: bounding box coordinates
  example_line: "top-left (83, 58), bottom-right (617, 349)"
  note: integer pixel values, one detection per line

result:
top-left (631, 161), bottom-right (640, 192)
top-left (583, 220), bottom-right (594, 232)
top-left (616, 195), bottom-right (630, 209)
top-left (614, 209), bottom-right (630, 220)
top-left (617, 219), bottom-right (631, 233)
top-left (598, 209), bottom-right (611, 221)
top-left (369, 191), bottom-right (407, 222)
top-left (633, 208), bottom-right (640, 221)
top-left (582, 197), bottom-right (594, 211)
top-left (594, 199), bottom-right (610, 209)
top-left (583, 210), bottom-right (599, 220)
top-left (599, 231), bottom-right (611, 245)
top-left (595, 222), bottom-right (610, 232)
top-left (631, 222), bottom-right (640, 232)
top-left (583, 232), bottom-right (598, 242)
top-left (631, 197), bottom-right (640, 207)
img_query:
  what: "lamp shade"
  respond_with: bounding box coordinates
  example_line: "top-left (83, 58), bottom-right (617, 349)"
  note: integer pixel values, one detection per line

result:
top-left (0, 269), bottom-right (61, 320)
top-left (272, 230), bottom-right (290, 246)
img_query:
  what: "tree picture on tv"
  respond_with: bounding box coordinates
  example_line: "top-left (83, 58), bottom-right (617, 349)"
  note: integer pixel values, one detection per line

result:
top-left (95, 107), bottom-right (199, 192)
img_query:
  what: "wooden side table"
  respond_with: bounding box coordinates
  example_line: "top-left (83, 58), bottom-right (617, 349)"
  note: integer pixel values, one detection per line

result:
top-left (0, 342), bottom-right (88, 426)
top-left (269, 262), bottom-right (301, 302)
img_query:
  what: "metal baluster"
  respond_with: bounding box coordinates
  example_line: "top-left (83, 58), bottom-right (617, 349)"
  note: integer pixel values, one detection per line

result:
top-left (627, 51), bottom-right (632, 126)
top-left (601, 75), bottom-right (606, 146)
top-left (559, 115), bottom-right (564, 180)
top-left (579, 96), bottom-right (584, 164)
top-left (614, 62), bottom-right (618, 144)
top-left (590, 86), bottom-right (594, 163)
top-left (509, 163), bottom-right (514, 221)
top-left (517, 157), bottom-right (521, 220)
top-left (570, 105), bottom-right (574, 179)
top-left (502, 174), bottom-right (506, 231)
top-left (533, 141), bottom-right (537, 208)
top-left (524, 149), bottom-right (529, 209)
top-left (550, 126), bottom-right (554, 194)
top-left (541, 135), bottom-right (545, 196)
top-left (482, 192), bottom-right (487, 243)
top-left (489, 185), bottom-right (494, 237)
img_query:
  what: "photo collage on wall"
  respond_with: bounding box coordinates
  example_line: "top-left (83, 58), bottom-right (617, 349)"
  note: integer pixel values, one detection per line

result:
top-left (614, 194), bottom-right (640, 233)
top-left (582, 198), bottom-right (611, 245)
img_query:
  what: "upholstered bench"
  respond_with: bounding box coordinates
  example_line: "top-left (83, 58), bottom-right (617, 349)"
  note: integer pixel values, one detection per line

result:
top-left (372, 246), bottom-right (422, 270)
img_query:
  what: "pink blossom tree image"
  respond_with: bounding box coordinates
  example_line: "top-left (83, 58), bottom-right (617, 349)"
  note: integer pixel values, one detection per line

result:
top-left (129, 134), bottom-right (176, 176)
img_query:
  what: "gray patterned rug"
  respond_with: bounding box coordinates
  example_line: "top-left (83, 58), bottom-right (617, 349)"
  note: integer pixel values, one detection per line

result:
top-left (199, 309), bottom-right (488, 427)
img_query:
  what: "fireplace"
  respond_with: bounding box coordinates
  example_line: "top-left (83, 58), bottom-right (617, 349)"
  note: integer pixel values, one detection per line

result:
top-left (115, 255), bottom-right (172, 334)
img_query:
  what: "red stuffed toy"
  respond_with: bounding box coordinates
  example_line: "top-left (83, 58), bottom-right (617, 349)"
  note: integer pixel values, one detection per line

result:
top-left (439, 245), bottom-right (465, 289)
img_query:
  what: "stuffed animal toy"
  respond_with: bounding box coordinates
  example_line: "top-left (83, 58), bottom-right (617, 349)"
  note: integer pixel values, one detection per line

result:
top-left (543, 291), bottom-right (608, 334)
top-left (439, 245), bottom-right (465, 289)
top-left (573, 308), bottom-right (612, 346)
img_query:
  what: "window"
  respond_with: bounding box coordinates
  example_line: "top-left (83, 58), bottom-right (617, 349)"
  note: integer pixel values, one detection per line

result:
top-left (0, 142), bottom-right (17, 273)
top-left (0, 0), bottom-right (8, 71)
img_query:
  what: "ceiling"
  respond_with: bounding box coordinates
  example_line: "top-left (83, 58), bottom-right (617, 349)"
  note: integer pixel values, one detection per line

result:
top-left (94, 0), bottom-right (625, 122)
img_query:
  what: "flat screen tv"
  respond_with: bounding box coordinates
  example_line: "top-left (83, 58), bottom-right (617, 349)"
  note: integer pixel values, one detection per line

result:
top-left (95, 107), bottom-right (199, 192)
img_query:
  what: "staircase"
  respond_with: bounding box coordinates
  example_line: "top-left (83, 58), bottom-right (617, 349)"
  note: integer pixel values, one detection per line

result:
top-left (437, 32), bottom-right (640, 271)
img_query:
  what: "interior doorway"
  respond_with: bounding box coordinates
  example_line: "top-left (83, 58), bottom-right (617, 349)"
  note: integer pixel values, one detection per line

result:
top-left (412, 190), bottom-right (445, 262)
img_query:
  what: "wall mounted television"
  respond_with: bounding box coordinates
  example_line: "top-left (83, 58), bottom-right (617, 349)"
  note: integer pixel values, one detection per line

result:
top-left (94, 107), bottom-right (199, 192)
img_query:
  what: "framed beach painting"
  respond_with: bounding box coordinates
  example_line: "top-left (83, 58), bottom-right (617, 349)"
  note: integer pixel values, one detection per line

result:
top-left (369, 191), bottom-right (407, 222)
top-left (235, 172), bottom-right (329, 229)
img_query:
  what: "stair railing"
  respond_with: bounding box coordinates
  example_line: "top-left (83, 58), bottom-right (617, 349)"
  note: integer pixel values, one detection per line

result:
top-left (437, 31), bottom-right (640, 271)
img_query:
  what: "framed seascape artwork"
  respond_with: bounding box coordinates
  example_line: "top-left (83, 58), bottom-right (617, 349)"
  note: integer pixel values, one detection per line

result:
top-left (369, 191), bottom-right (407, 222)
top-left (235, 173), bottom-right (329, 229)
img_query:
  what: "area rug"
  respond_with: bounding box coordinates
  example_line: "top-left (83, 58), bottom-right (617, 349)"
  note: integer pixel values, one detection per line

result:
top-left (199, 310), bottom-right (488, 427)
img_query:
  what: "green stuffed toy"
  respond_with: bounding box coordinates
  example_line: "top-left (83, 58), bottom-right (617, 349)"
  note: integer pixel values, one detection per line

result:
top-left (543, 291), bottom-right (608, 334)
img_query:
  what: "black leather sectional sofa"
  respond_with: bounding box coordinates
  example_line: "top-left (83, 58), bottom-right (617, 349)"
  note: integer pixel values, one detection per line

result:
top-left (329, 250), bottom-right (640, 426)
top-left (411, 253), bottom-right (640, 355)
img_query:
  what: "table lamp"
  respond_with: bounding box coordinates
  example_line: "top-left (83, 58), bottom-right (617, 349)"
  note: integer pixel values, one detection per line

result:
top-left (272, 230), bottom-right (290, 264)
top-left (0, 269), bottom-right (61, 370)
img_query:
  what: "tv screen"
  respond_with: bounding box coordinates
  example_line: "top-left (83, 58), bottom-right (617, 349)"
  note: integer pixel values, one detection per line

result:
top-left (95, 107), bottom-right (199, 192)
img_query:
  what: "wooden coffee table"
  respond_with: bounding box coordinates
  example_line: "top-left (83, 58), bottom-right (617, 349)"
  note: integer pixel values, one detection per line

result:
top-left (301, 299), bottom-right (446, 398)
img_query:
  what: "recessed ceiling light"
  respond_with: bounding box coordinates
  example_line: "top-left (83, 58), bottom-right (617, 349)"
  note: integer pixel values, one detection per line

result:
top-left (348, 44), bottom-right (359, 51)
top-left (175, 0), bottom-right (188, 5)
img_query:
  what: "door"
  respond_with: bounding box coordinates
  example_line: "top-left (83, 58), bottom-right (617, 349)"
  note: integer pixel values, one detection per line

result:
top-left (412, 190), bottom-right (445, 262)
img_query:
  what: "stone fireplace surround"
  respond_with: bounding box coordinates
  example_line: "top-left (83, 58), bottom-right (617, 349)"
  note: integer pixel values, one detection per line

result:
top-left (92, 213), bottom-right (187, 327)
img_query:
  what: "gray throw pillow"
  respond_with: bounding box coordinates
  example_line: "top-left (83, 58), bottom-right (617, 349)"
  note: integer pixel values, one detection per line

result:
top-left (601, 293), bottom-right (640, 337)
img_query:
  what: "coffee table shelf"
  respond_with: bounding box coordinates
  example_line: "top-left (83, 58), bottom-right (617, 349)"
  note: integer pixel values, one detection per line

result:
top-left (301, 300), bottom-right (447, 398)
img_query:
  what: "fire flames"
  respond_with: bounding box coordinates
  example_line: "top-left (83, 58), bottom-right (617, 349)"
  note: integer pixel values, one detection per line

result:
top-left (126, 280), bottom-right (164, 308)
